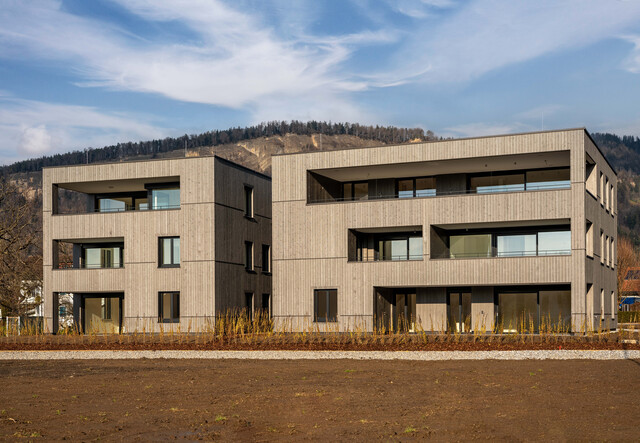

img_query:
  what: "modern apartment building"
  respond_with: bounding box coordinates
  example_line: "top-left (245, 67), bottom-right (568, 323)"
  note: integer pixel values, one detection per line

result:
top-left (272, 128), bottom-right (617, 333)
top-left (42, 156), bottom-right (271, 333)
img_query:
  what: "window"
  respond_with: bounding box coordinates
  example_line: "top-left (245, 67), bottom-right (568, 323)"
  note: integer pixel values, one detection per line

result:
top-left (151, 186), bottom-right (180, 210)
top-left (343, 181), bottom-right (368, 201)
top-left (605, 177), bottom-right (609, 211)
top-left (450, 234), bottom-right (492, 258)
top-left (261, 244), bottom-right (271, 273)
top-left (612, 291), bottom-right (616, 316)
top-left (599, 172), bottom-right (604, 205)
top-left (314, 289), bottom-right (337, 322)
top-left (538, 231), bottom-right (571, 256)
top-left (102, 297), bottom-right (112, 320)
top-left (610, 183), bottom-right (615, 214)
top-left (245, 292), bottom-right (253, 320)
top-left (470, 173), bottom-right (525, 194)
top-left (525, 168), bottom-right (570, 190)
top-left (396, 177), bottom-right (436, 198)
top-left (605, 235), bottom-right (610, 267)
top-left (600, 289), bottom-right (605, 317)
top-left (611, 238), bottom-right (615, 268)
top-left (497, 234), bottom-right (536, 257)
top-left (158, 292), bottom-right (180, 323)
top-left (159, 237), bottom-right (180, 267)
top-left (261, 294), bottom-right (270, 314)
top-left (82, 244), bottom-right (123, 269)
top-left (586, 221), bottom-right (593, 257)
top-left (244, 185), bottom-right (254, 218)
top-left (245, 241), bottom-right (254, 271)
top-left (600, 230), bottom-right (604, 264)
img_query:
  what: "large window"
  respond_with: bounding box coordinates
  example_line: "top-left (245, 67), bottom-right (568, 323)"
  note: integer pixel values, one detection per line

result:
top-left (343, 181), bottom-right (368, 201)
top-left (158, 292), bottom-right (180, 323)
top-left (445, 228), bottom-right (570, 259)
top-left (525, 169), bottom-right (570, 190)
top-left (470, 173), bottom-right (525, 194)
top-left (151, 186), bottom-right (180, 210)
top-left (159, 237), bottom-right (180, 267)
top-left (352, 232), bottom-right (422, 261)
top-left (314, 289), bottom-right (337, 322)
top-left (497, 288), bottom-right (570, 333)
top-left (470, 168), bottom-right (570, 194)
top-left (397, 177), bottom-right (436, 198)
top-left (82, 245), bottom-right (123, 268)
top-left (450, 234), bottom-right (492, 258)
top-left (244, 185), bottom-right (254, 218)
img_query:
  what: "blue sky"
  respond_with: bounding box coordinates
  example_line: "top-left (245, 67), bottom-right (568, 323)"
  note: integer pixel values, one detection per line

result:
top-left (1, 0), bottom-right (640, 164)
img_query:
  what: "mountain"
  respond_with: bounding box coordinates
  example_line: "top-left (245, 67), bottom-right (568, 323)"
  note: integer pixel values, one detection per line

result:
top-left (1, 124), bottom-right (639, 245)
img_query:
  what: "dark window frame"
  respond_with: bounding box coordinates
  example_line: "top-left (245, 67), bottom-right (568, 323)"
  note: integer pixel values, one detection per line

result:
top-left (244, 185), bottom-right (254, 219)
top-left (443, 225), bottom-right (571, 258)
top-left (245, 241), bottom-right (254, 272)
top-left (342, 180), bottom-right (369, 201)
top-left (261, 244), bottom-right (271, 274)
top-left (395, 176), bottom-right (437, 198)
top-left (467, 167), bottom-right (570, 193)
top-left (245, 292), bottom-right (254, 320)
top-left (158, 236), bottom-right (180, 268)
top-left (314, 289), bottom-right (338, 323)
top-left (158, 291), bottom-right (180, 323)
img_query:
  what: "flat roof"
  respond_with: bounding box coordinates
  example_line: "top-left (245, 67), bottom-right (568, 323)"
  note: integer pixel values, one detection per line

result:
top-left (42, 153), bottom-right (271, 181)
top-left (272, 127), bottom-right (617, 176)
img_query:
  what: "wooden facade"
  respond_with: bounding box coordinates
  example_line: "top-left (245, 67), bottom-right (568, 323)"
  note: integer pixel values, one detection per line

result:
top-left (42, 156), bottom-right (271, 332)
top-left (272, 128), bottom-right (617, 332)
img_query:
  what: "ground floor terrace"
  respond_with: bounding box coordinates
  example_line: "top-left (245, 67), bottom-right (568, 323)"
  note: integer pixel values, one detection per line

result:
top-left (276, 284), bottom-right (617, 334)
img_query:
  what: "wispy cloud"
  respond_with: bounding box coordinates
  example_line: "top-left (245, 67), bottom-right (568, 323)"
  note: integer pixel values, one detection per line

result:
top-left (388, 0), bottom-right (640, 84)
top-left (621, 34), bottom-right (640, 74)
top-left (0, 97), bottom-right (167, 165)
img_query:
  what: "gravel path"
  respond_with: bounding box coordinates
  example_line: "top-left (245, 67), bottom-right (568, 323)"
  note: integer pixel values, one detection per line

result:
top-left (1, 350), bottom-right (639, 360)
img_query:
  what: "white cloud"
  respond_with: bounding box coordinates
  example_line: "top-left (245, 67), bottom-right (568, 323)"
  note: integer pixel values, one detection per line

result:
top-left (0, 97), bottom-right (167, 165)
top-left (621, 35), bottom-right (640, 73)
top-left (18, 125), bottom-right (54, 155)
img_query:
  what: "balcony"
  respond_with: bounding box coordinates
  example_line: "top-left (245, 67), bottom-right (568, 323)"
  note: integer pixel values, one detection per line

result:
top-left (348, 228), bottom-right (423, 262)
top-left (54, 240), bottom-right (124, 270)
top-left (430, 224), bottom-right (571, 260)
top-left (306, 151), bottom-right (571, 204)
top-left (53, 177), bottom-right (180, 215)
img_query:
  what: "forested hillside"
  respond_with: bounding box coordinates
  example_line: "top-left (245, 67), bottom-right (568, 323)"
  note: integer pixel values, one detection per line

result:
top-left (591, 133), bottom-right (640, 244)
top-left (1, 125), bottom-right (639, 246)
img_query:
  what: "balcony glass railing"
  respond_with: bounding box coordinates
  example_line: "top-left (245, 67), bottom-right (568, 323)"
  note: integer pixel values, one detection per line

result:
top-left (434, 248), bottom-right (571, 259)
top-left (308, 181), bottom-right (570, 204)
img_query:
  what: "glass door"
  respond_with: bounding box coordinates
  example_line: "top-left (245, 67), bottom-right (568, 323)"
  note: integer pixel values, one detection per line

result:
top-left (447, 291), bottom-right (471, 333)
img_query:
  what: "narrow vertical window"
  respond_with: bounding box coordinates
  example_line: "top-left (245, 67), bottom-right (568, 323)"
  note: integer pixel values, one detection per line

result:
top-left (261, 244), bottom-right (271, 273)
top-left (244, 185), bottom-right (254, 218)
top-left (605, 177), bottom-right (609, 211)
top-left (159, 237), bottom-right (180, 267)
top-left (600, 230), bottom-right (604, 265)
top-left (599, 172), bottom-right (604, 205)
top-left (314, 289), bottom-right (338, 322)
top-left (600, 289), bottom-right (604, 318)
top-left (261, 294), bottom-right (270, 315)
top-left (605, 235), bottom-right (610, 267)
top-left (585, 220), bottom-right (593, 258)
top-left (245, 292), bottom-right (254, 320)
top-left (158, 292), bottom-right (180, 323)
top-left (245, 241), bottom-right (254, 271)
top-left (611, 291), bottom-right (616, 316)
top-left (611, 238), bottom-right (615, 269)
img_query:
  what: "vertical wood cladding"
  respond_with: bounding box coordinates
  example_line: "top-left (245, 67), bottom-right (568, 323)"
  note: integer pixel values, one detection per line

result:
top-left (273, 129), bottom-right (617, 332)
top-left (43, 156), bottom-right (271, 332)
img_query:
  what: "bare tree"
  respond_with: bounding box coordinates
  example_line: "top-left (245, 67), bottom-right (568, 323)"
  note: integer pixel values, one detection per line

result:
top-left (0, 176), bottom-right (42, 317)
top-left (617, 236), bottom-right (639, 304)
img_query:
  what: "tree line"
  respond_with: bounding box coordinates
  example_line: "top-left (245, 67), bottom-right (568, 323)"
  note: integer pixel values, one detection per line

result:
top-left (2, 121), bottom-right (434, 174)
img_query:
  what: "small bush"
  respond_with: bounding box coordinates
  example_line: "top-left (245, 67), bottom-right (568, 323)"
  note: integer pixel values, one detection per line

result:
top-left (618, 311), bottom-right (640, 323)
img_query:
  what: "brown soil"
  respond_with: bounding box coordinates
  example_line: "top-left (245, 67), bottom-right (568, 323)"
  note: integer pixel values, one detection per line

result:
top-left (1, 332), bottom-right (639, 351)
top-left (1, 359), bottom-right (638, 441)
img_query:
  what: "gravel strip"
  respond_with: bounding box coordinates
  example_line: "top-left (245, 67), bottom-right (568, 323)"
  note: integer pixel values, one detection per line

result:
top-left (0, 350), bottom-right (639, 360)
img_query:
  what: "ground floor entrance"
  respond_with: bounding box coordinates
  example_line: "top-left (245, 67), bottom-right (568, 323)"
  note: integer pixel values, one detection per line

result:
top-left (81, 294), bottom-right (123, 333)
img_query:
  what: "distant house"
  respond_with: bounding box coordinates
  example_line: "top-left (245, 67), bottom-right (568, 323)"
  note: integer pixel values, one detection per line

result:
top-left (620, 267), bottom-right (640, 311)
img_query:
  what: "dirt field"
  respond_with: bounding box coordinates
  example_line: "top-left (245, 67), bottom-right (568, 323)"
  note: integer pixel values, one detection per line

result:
top-left (1, 359), bottom-right (638, 441)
